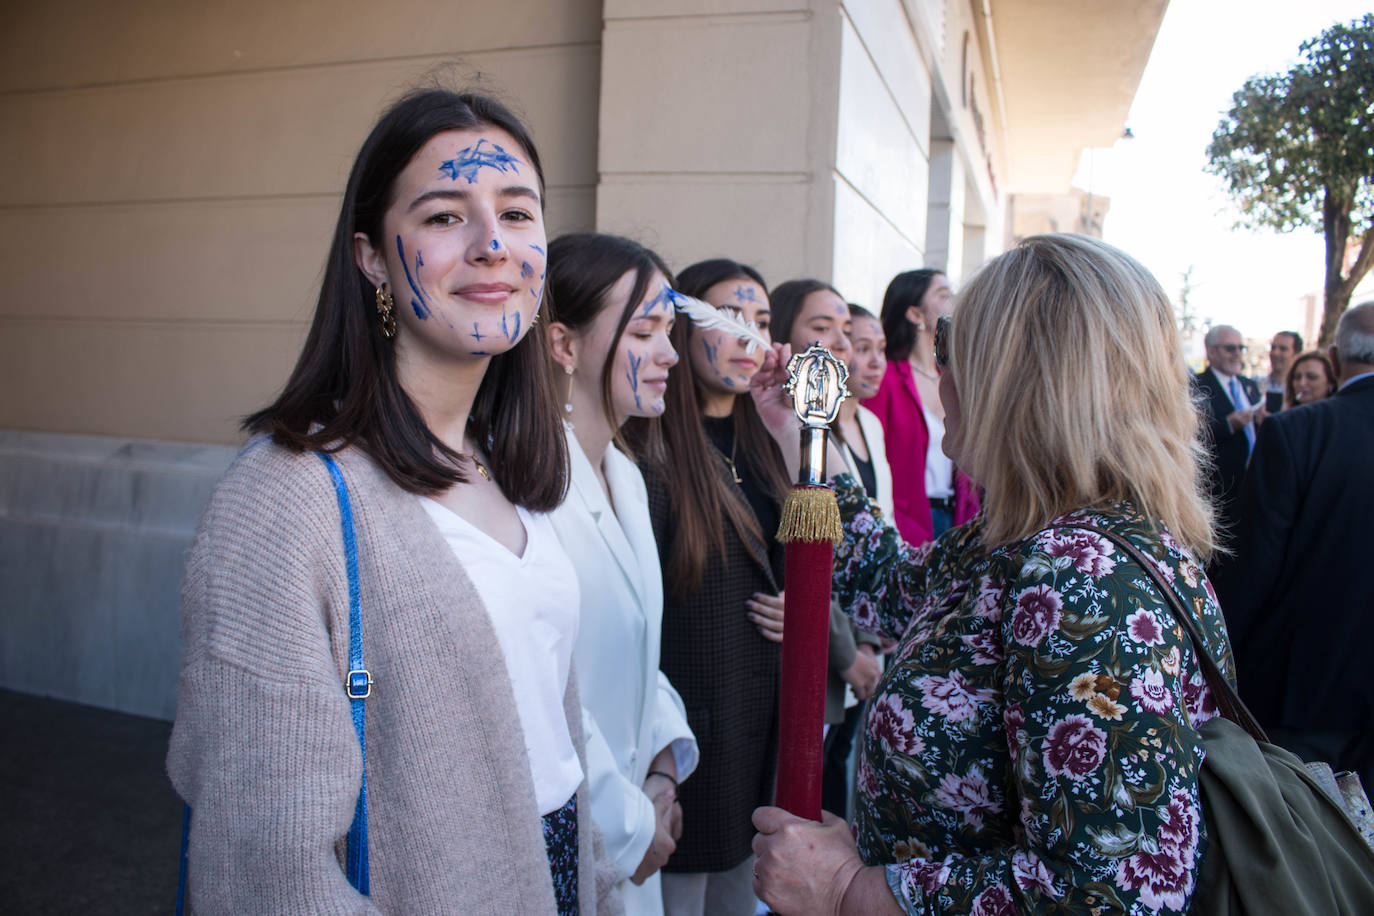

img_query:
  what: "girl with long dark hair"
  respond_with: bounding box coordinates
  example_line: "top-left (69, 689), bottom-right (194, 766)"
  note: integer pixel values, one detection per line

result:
top-left (869, 269), bottom-right (978, 545)
top-left (167, 90), bottom-right (615, 914)
top-left (544, 232), bottom-right (700, 915)
top-left (624, 258), bottom-right (789, 916)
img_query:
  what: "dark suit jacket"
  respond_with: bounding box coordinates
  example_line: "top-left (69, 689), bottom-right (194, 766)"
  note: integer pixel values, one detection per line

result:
top-left (1211, 375), bottom-right (1374, 731)
top-left (643, 465), bottom-right (782, 873)
top-left (1193, 368), bottom-right (1261, 543)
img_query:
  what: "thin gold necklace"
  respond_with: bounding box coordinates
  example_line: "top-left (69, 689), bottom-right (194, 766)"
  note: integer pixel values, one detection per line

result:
top-left (725, 433), bottom-right (743, 484)
top-left (910, 359), bottom-right (938, 381)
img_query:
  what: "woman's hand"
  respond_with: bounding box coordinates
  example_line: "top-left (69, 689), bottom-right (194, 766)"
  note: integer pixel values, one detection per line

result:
top-left (752, 807), bottom-right (866, 915)
top-left (750, 343), bottom-right (801, 446)
top-left (630, 786), bottom-right (677, 885)
top-left (841, 644), bottom-right (881, 701)
top-left (747, 590), bottom-right (786, 643)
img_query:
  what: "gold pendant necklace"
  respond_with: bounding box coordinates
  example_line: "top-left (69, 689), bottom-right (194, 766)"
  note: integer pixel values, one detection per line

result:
top-left (726, 434), bottom-right (743, 485)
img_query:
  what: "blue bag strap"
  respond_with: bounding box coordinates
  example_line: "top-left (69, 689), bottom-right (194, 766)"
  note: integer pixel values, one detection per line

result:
top-left (318, 451), bottom-right (371, 896)
top-left (175, 451), bottom-right (371, 914)
top-left (175, 804), bottom-right (190, 913)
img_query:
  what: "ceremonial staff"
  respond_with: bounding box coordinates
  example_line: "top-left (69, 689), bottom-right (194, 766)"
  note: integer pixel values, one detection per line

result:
top-left (773, 343), bottom-right (848, 820)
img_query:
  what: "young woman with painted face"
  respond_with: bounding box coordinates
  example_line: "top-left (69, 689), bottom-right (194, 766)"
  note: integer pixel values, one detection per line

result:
top-left (836, 304), bottom-right (895, 519)
top-left (623, 258), bottom-right (790, 916)
top-left (167, 90), bottom-right (617, 914)
top-left (544, 233), bottom-right (701, 916)
top-left (869, 269), bottom-right (979, 545)
top-left (818, 302), bottom-right (898, 818)
top-left (768, 282), bottom-right (882, 817)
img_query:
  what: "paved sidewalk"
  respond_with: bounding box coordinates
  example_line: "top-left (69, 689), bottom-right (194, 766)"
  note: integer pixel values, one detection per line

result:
top-left (1, 690), bottom-right (182, 915)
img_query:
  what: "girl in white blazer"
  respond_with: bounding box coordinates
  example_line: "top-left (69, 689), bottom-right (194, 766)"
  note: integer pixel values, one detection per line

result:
top-left (545, 233), bottom-right (700, 916)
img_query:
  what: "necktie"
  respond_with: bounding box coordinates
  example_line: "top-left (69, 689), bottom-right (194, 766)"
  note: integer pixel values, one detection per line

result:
top-left (1229, 376), bottom-right (1255, 453)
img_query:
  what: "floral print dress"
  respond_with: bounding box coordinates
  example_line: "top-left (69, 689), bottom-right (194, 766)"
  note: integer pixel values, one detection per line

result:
top-left (831, 474), bottom-right (1234, 915)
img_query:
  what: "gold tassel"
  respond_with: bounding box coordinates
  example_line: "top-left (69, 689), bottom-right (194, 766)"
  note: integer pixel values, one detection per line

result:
top-left (776, 485), bottom-right (842, 544)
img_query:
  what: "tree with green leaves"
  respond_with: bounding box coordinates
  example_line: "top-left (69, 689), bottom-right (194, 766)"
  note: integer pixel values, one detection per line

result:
top-left (1206, 14), bottom-right (1374, 346)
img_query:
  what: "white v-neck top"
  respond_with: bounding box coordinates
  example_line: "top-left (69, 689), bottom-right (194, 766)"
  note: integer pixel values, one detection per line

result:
top-left (920, 403), bottom-right (955, 499)
top-left (419, 498), bottom-right (584, 814)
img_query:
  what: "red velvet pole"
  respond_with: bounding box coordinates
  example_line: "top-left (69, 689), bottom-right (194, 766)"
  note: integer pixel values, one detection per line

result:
top-left (774, 534), bottom-right (834, 821)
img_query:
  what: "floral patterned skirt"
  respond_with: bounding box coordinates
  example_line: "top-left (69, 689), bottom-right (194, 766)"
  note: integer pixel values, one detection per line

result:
top-left (542, 793), bottom-right (579, 915)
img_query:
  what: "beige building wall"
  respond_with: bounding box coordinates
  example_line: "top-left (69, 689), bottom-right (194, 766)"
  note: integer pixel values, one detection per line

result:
top-left (596, 1), bottom-right (834, 291)
top-left (1, 0), bottom-right (604, 446)
top-left (596, 0), bottom-right (1006, 309)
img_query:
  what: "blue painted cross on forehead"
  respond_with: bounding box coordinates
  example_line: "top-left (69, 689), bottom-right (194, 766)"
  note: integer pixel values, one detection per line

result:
top-left (438, 139), bottom-right (521, 184)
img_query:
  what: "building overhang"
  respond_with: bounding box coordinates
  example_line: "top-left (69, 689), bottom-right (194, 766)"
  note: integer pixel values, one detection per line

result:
top-left (984, 0), bottom-right (1168, 193)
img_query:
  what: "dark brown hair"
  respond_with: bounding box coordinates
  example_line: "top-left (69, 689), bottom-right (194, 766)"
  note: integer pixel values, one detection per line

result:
top-left (245, 89), bottom-right (568, 509)
top-left (769, 278), bottom-right (842, 347)
top-left (545, 233), bottom-right (674, 452)
top-left (880, 268), bottom-right (944, 361)
top-left (625, 258), bottom-right (790, 597)
top-left (1284, 350), bottom-right (1337, 406)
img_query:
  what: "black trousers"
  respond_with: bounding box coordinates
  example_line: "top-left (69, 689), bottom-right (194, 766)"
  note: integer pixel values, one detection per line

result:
top-left (821, 703), bottom-right (865, 819)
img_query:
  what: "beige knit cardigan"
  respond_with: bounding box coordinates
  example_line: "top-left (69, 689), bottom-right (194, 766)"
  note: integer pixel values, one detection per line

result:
top-left (167, 439), bottom-right (622, 914)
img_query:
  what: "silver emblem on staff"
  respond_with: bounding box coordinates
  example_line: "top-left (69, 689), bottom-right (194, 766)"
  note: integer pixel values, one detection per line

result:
top-left (782, 344), bottom-right (849, 486)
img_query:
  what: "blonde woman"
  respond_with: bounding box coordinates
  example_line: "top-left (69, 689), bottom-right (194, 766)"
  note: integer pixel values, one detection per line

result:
top-left (749, 235), bottom-right (1234, 915)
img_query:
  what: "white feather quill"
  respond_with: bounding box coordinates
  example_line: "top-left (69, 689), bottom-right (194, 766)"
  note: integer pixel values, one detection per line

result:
top-left (668, 289), bottom-right (771, 354)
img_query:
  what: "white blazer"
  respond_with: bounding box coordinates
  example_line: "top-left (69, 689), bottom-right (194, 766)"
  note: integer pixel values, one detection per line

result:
top-left (549, 428), bottom-right (699, 915)
top-left (841, 405), bottom-right (896, 518)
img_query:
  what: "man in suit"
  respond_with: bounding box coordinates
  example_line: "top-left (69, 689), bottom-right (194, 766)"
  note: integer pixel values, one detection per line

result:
top-left (1263, 330), bottom-right (1303, 397)
top-left (1212, 303), bottom-right (1374, 788)
top-left (1192, 324), bottom-right (1263, 547)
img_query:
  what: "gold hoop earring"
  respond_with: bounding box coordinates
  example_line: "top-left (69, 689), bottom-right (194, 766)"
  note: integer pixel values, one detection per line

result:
top-left (375, 283), bottom-right (397, 338)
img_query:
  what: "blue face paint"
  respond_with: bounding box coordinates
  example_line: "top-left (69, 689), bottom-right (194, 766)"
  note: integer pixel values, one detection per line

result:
top-left (625, 351), bottom-right (644, 410)
top-left (529, 246), bottom-right (547, 300)
top-left (703, 339), bottom-right (718, 366)
top-left (723, 377), bottom-right (735, 387)
top-left (500, 311), bottom-right (508, 340)
top-left (470, 323), bottom-right (486, 342)
top-left (437, 139), bottom-right (521, 183)
top-left (396, 235), bottom-right (432, 320)
top-left (508, 310), bottom-right (522, 342)
top-left (521, 261), bottom-right (536, 279)
top-left (642, 284), bottom-right (672, 316)
top-left (735, 285), bottom-right (759, 303)
top-left (490, 239), bottom-right (500, 252)
top-left (472, 351), bottom-right (490, 356)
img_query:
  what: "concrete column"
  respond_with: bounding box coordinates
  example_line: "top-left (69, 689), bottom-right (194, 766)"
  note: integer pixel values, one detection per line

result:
top-left (924, 137), bottom-right (965, 278)
top-left (596, 1), bottom-right (839, 286)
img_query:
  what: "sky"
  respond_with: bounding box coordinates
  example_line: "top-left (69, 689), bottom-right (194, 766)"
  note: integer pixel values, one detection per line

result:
top-left (1079, 0), bottom-right (1372, 357)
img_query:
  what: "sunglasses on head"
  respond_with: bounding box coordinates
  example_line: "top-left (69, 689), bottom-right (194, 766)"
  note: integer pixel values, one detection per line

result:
top-left (934, 315), bottom-right (952, 370)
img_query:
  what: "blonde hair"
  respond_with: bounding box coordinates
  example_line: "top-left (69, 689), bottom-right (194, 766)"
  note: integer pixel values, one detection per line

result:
top-left (949, 234), bottom-right (1217, 559)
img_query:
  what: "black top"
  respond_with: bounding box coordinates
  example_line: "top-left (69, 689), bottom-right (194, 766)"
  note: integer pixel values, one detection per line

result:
top-left (850, 450), bottom-right (878, 501)
top-left (703, 414), bottom-right (784, 581)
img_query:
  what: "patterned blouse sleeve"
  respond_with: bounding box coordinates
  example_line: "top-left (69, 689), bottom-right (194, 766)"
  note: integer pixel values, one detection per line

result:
top-left (884, 524), bottom-right (1211, 914)
top-left (831, 472), bottom-right (939, 642)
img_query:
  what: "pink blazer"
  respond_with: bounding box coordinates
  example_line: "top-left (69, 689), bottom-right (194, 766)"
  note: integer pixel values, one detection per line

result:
top-left (861, 360), bottom-right (979, 545)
